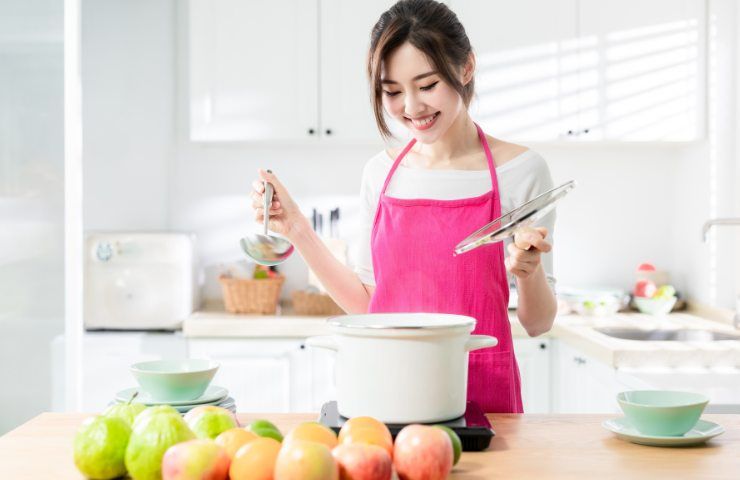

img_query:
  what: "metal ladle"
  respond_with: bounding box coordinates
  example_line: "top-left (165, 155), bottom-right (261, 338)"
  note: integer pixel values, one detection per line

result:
top-left (240, 171), bottom-right (295, 266)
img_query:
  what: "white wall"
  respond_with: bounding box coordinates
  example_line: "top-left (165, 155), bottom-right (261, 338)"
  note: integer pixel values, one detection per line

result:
top-left (0, 0), bottom-right (65, 434)
top-left (82, 0), bottom-right (739, 309)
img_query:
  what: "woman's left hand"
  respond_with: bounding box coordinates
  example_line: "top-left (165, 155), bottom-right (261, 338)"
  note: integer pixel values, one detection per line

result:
top-left (505, 226), bottom-right (551, 280)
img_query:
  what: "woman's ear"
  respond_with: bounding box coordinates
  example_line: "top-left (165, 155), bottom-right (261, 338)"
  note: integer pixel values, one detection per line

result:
top-left (462, 53), bottom-right (476, 85)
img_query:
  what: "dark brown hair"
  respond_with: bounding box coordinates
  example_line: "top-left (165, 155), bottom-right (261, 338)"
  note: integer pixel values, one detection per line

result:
top-left (367, 0), bottom-right (474, 138)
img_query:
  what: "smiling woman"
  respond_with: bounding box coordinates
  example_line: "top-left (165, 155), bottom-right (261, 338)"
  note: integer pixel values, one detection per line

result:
top-left (249, 0), bottom-right (558, 414)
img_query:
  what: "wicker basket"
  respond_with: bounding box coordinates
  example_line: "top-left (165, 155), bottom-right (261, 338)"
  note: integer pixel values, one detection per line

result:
top-left (292, 290), bottom-right (345, 316)
top-left (219, 274), bottom-right (284, 314)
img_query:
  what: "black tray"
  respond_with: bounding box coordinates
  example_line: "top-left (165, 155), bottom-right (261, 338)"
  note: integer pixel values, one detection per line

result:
top-left (318, 401), bottom-right (494, 451)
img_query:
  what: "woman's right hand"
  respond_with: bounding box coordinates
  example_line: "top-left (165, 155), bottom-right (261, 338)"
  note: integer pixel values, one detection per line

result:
top-left (251, 169), bottom-right (307, 241)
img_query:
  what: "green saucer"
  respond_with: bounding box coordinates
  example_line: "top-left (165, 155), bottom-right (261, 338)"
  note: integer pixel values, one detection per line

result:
top-left (603, 417), bottom-right (724, 447)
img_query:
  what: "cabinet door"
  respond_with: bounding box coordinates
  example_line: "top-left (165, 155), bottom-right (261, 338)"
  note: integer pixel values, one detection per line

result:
top-left (188, 0), bottom-right (319, 142)
top-left (188, 339), bottom-right (311, 413)
top-left (79, 333), bottom-right (188, 412)
top-left (513, 338), bottom-right (551, 413)
top-left (448, 0), bottom-right (578, 141)
top-left (577, 0), bottom-right (706, 141)
top-left (319, 0), bottom-right (394, 143)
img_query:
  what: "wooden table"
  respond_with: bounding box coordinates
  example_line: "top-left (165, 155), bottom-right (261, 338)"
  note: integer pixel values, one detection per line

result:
top-left (1, 413), bottom-right (738, 479)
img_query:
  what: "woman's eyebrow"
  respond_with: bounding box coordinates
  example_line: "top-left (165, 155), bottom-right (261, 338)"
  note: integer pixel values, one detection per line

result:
top-left (381, 71), bottom-right (438, 84)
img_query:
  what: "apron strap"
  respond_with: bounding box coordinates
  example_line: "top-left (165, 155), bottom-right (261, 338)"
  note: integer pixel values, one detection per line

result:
top-left (379, 138), bottom-right (417, 196)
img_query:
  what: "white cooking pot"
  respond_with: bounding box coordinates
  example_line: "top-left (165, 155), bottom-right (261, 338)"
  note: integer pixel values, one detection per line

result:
top-left (306, 313), bottom-right (497, 423)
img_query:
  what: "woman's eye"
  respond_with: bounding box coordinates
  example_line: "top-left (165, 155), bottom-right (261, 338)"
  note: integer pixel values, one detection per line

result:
top-left (383, 90), bottom-right (401, 97)
top-left (420, 81), bottom-right (439, 91)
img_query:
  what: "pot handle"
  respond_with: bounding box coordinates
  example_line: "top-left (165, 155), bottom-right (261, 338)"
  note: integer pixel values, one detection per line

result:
top-left (305, 335), bottom-right (338, 351)
top-left (465, 335), bottom-right (498, 352)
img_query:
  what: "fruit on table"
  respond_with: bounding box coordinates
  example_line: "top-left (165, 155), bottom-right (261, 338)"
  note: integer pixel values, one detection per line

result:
top-left (337, 425), bottom-right (393, 459)
top-left (274, 439), bottom-right (339, 480)
top-left (433, 425), bottom-right (462, 466)
top-left (103, 402), bottom-right (146, 428)
top-left (161, 439), bottom-right (230, 480)
top-left (215, 427), bottom-right (259, 459)
top-left (393, 424), bottom-right (453, 480)
top-left (73, 415), bottom-right (131, 480)
top-left (229, 437), bottom-right (282, 480)
top-left (332, 443), bottom-right (392, 480)
top-left (247, 419), bottom-right (284, 442)
top-left (125, 409), bottom-right (195, 480)
top-left (633, 279), bottom-right (657, 298)
top-left (338, 417), bottom-right (392, 446)
top-left (184, 405), bottom-right (239, 439)
top-left (284, 422), bottom-right (338, 449)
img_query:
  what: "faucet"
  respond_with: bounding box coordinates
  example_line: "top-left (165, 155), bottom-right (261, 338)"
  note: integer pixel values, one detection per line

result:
top-left (702, 218), bottom-right (740, 328)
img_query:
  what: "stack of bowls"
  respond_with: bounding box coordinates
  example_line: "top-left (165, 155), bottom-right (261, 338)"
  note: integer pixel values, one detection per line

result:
top-left (113, 359), bottom-right (235, 414)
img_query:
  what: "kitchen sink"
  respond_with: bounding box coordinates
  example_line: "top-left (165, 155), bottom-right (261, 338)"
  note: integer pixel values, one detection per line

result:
top-left (594, 327), bottom-right (740, 342)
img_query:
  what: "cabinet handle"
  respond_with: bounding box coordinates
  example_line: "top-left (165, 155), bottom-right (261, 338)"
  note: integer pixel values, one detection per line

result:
top-left (539, 342), bottom-right (547, 350)
top-left (308, 128), bottom-right (315, 135)
top-left (567, 130), bottom-right (574, 136)
top-left (583, 128), bottom-right (590, 134)
top-left (325, 129), bottom-right (332, 135)
top-left (299, 344), bottom-right (305, 349)
top-left (573, 356), bottom-right (586, 365)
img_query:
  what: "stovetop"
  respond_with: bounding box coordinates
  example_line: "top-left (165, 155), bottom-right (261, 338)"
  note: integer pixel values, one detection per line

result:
top-left (318, 401), bottom-right (494, 451)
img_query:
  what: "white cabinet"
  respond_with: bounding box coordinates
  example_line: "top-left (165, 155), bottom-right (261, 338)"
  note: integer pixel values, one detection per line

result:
top-left (187, 338), bottom-right (335, 413)
top-left (188, 0), bottom-right (319, 142)
top-left (450, 0), bottom-right (706, 142)
top-left (51, 332), bottom-right (189, 412)
top-left (188, 0), bottom-right (391, 143)
top-left (551, 340), bottom-right (645, 413)
top-left (513, 338), bottom-right (551, 413)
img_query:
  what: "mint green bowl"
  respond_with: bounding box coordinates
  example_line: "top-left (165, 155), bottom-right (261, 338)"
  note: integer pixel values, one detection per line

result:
top-left (130, 359), bottom-right (219, 402)
top-left (617, 390), bottom-right (708, 436)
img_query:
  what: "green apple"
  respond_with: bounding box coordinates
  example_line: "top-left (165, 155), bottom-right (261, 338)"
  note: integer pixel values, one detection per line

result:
top-left (246, 419), bottom-right (283, 442)
top-left (103, 402), bottom-right (147, 428)
top-left (434, 425), bottom-right (462, 465)
top-left (125, 408), bottom-right (195, 480)
top-left (73, 415), bottom-right (131, 479)
top-left (184, 406), bottom-right (239, 440)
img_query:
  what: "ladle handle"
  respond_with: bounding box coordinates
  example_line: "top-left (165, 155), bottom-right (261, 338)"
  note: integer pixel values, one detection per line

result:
top-left (263, 170), bottom-right (273, 235)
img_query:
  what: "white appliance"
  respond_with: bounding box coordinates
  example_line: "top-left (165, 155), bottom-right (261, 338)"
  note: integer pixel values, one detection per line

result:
top-left (84, 233), bottom-right (199, 330)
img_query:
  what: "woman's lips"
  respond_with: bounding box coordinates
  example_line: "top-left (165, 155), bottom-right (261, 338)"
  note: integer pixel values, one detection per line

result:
top-left (406, 112), bottom-right (440, 131)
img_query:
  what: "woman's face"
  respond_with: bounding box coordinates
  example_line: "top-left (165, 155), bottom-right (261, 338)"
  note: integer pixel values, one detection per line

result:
top-left (381, 42), bottom-right (467, 144)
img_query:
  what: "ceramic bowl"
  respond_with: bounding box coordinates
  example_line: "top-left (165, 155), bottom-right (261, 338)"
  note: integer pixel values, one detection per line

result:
top-left (633, 296), bottom-right (677, 315)
top-left (617, 390), bottom-right (708, 436)
top-left (130, 359), bottom-right (219, 402)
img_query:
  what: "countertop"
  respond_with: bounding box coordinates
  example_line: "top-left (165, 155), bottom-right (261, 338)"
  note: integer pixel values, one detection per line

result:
top-left (183, 303), bottom-right (740, 369)
top-left (1, 412), bottom-right (738, 479)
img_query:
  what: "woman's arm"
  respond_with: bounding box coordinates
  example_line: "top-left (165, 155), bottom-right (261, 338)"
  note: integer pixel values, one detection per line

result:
top-left (506, 227), bottom-right (557, 336)
top-left (251, 170), bottom-right (373, 314)
top-left (291, 220), bottom-right (375, 313)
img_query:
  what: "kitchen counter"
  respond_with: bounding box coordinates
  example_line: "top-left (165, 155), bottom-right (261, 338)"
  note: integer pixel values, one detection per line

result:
top-left (184, 303), bottom-right (740, 369)
top-left (1, 412), bottom-right (738, 479)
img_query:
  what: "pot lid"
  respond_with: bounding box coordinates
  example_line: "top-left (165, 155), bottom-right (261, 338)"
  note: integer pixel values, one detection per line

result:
top-left (327, 313), bottom-right (476, 330)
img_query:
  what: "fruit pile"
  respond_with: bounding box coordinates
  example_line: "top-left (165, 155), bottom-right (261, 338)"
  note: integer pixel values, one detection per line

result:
top-left (633, 263), bottom-right (676, 301)
top-left (73, 403), bottom-right (462, 480)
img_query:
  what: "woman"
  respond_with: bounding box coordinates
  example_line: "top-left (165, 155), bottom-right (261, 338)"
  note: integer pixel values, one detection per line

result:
top-left (251, 0), bottom-right (557, 413)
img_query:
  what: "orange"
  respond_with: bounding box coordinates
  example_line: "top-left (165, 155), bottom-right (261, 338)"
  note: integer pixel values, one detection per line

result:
top-left (215, 428), bottom-right (259, 460)
top-left (339, 426), bottom-right (394, 459)
top-left (283, 422), bottom-right (338, 449)
top-left (229, 437), bottom-right (281, 480)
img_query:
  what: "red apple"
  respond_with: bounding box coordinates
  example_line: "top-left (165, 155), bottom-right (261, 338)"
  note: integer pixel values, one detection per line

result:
top-left (332, 443), bottom-right (392, 480)
top-left (161, 439), bottom-right (230, 480)
top-left (393, 425), bottom-right (453, 480)
top-left (637, 263), bottom-right (656, 272)
top-left (634, 279), bottom-right (657, 298)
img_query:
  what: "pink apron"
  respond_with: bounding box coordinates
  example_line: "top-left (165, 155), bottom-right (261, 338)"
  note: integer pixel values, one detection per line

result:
top-left (368, 124), bottom-right (523, 414)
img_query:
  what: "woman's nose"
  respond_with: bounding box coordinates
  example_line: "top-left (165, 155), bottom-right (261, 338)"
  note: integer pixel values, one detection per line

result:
top-left (404, 92), bottom-right (425, 117)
